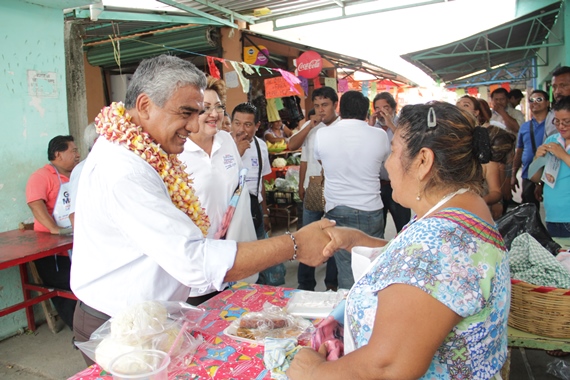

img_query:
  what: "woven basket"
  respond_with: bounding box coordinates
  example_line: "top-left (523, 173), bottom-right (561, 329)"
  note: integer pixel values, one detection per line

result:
top-left (509, 279), bottom-right (570, 338)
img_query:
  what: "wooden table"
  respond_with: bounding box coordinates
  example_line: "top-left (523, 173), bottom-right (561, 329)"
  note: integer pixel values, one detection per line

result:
top-left (70, 283), bottom-right (305, 379)
top-left (0, 229), bottom-right (76, 331)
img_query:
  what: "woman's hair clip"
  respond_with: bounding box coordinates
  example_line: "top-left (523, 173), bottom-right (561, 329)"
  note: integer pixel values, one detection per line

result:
top-left (427, 107), bottom-right (437, 129)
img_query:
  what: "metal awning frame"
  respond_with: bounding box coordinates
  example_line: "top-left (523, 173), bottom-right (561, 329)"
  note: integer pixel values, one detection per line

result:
top-left (410, 7), bottom-right (563, 61)
top-left (401, 2), bottom-right (564, 87)
top-left (447, 57), bottom-right (537, 88)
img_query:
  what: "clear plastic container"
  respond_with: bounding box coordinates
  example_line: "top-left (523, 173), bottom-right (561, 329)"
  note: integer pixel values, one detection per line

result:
top-left (109, 349), bottom-right (170, 380)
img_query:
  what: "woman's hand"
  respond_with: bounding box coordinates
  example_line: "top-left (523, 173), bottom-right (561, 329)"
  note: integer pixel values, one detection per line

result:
top-left (322, 226), bottom-right (386, 257)
top-left (287, 345), bottom-right (327, 380)
top-left (535, 143), bottom-right (549, 158)
top-left (545, 143), bottom-right (567, 159)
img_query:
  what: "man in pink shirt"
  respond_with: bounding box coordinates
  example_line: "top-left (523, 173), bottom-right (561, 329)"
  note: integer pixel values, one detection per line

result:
top-left (25, 135), bottom-right (80, 329)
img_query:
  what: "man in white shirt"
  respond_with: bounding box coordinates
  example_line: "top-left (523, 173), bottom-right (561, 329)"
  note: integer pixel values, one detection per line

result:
top-left (490, 87), bottom-right (525, 134)
top-left (315, 90), bottom-right (390, 289)
top-left (230, 102), bottom-right (272, 239)
top-left (290, 87), bottom-right (341, 291)
top-left (71, 55), bottom-right (333, 365)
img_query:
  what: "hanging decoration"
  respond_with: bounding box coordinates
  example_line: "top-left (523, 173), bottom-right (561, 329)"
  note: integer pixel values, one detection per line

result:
top-left (230, 61), bottom-right (250, 93)
top-left (264, 76), bottom-right (304, 99)
top-left (313, 78), bottom-right (322, 89)
top-left (338, 79), bottom-right (348, 93)
top-left (362, 81), bottom-right (369, 97)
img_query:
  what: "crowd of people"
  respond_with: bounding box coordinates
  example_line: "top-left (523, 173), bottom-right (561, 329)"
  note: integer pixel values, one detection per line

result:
top-left (23, 54), bottom-right (570, 378)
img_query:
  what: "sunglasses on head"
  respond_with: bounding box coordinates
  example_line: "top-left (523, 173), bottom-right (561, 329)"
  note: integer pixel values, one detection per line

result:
top-left (529, 97), bottom-right (545, 103)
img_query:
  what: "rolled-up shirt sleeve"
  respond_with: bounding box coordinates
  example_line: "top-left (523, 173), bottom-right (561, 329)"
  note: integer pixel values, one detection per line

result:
top-left (110, 171), bottom-right (236, 290)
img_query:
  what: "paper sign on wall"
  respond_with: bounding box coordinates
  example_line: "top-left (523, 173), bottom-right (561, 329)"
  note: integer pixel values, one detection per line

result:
top-left (264, 77), bottom-right (305, 99)
top-left (225, 71), bottom-right (239, 88)
top-left (324, 77), bottom-right (337, 91)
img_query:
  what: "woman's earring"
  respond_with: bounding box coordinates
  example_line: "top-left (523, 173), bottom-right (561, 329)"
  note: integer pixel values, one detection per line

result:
top-left (416, 192), bottom-right (421, 201)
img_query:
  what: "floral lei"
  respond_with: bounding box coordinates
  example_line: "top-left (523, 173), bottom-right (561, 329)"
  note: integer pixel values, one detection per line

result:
top-left (95, 102), bottom-right (210, 236)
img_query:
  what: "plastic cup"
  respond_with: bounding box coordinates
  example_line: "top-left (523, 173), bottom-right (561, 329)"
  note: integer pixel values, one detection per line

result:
top-left (109, 349), bottom-right (170, 380)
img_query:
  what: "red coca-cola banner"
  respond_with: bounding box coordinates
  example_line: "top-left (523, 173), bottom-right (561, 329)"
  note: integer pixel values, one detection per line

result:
top-left (297, 51), bottom-right (322, 79)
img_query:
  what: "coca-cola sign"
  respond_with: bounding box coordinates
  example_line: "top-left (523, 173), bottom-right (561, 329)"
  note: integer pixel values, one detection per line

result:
top-left (297, 51), bottom-right (322, 79)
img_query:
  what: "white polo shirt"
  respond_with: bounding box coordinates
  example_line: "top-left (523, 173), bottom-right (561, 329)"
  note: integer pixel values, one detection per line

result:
top-left (241, 136), bottom-right (271, 203)
top-left (180, 131), bottom-right (242, 238)
top-left (314, 118), bottom-right (389, 212)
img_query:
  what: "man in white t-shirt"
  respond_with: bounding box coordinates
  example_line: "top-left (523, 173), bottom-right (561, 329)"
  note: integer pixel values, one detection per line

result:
top-left (315, 90), bottom-right (390, 290)
top-left (290, 87), bottom-right (341, 291)
top-left (490, 87), bottom-right (525, 134)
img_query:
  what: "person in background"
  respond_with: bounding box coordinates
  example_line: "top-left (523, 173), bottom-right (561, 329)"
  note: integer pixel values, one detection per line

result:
top-left (290, 87), bottom-right (341, 291)
top-left (220, 111), bottom-right (232, 132)
top-left (490, 87), bottom-right (524, 134)
top-left (71, 56), bottom-right (333, 365)
top-left (370, 92), bottom-right (411, 233)
top-left (69, 123), bottom-right (99, 227)
top-left (508, 89), bottom-right (524, 109)
top-left (26, 135), bottom-right (80, 329)
top-left (478, 98), bottom-right (493, 127)
top-left (532, 95), bottom-right (570, 243)
top-left (288, 101), bottom-right (509, 380)
top-left (511, 90), bottom-right (550, 210)
top-left (179, 76), bottom-right (245, 305)
top-left (315, 90), bottom-right (390, 290)
top-left (457, 95), bottom-right (515, 218)
top-left (545, 66), bottom-right (570, 137)
top-left (264, 119), bottom-right (292, 144)
top-left (230, 102), bottom-right (285, 286)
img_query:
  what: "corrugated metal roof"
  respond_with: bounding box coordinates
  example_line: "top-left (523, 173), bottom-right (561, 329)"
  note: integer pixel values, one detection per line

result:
top-left (157, 0), bottom-right (373, 24)
top-left (400, 2), bottom-right (563, 87)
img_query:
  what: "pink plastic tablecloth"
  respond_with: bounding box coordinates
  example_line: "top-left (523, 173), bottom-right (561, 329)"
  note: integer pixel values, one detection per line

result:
top-left (69, 283), bottom-right (300, 379)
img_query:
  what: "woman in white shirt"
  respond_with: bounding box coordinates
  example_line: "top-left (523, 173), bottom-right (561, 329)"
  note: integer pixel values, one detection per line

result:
top-left (179, 76), bottom-right (243, 304)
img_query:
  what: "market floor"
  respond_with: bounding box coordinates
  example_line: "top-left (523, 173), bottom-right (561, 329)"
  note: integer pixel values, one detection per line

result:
top-left (0, 211), bottom-right (563, 380)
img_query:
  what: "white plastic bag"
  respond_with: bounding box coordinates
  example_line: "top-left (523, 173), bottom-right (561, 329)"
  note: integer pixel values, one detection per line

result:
top-left (75, 301), bottom-right (205, 372)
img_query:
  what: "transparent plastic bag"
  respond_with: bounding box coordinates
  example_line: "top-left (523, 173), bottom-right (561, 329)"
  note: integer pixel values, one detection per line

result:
top-left (75, 301), bottom-right (206, 372)
top-left (224, 302), bottom-right (314, 344)
top-left (547, 358), bottom-right (570, 380)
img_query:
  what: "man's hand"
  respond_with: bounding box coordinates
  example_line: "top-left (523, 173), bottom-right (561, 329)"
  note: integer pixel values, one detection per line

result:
top-left (298, 184), bottom-right (305, 201)
top-left (493, 102), bottom-right (506, 115)
top-left (308, 115), bottom-right (321, 130)
top-left (233, 131), bottom-right (251, 156)
top-left (511, 175), bottom-right (519, 191)
top-left (294, 219), bottom-right (336, 266)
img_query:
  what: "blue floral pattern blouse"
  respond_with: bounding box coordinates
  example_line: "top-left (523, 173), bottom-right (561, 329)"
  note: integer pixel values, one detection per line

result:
top-left (346, 208), bottom-right (510, 379)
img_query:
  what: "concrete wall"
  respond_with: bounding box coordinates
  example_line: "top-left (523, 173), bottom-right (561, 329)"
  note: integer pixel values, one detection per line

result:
top-left (535, 0), bottom-right (569, 87)
top-left (0, 0), bottom-right (70, 339)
